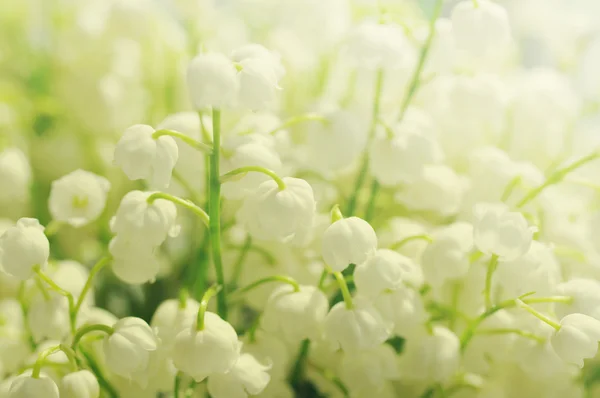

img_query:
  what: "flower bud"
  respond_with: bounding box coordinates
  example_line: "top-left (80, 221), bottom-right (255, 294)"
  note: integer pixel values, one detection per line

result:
top-left (103, 317), bottom-right (158, 383)
top-left (207, 353), bottom-right (271, 398)
top-left (8, 375), bottom-right (58, 398)
top-left (551, 313), bottom-right (600, 368)
top-left (48, 169), bottom-right (110, 228)
top-left (113, 124), bottom-right (179, 189)
top-left (187, 53), bottom-right (239, 109)
top-left (0, 148), bottom-right (31, 203)
top-left (59, 370), bottom-right (99, 398)
top-left (237, 178), bottom-right (315, 242)
top-left (173, 312), bottom-right (241, 382)
top-left (321, 217), bottom-right (377, 272)
top-left (261, 285), bottom-right (329, 343)
top-left (0, 218), bottom-right (49, 280)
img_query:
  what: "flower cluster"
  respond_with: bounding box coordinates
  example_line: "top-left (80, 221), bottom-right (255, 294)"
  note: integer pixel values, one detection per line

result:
top-left (3, 0), bottom-right (600, 397)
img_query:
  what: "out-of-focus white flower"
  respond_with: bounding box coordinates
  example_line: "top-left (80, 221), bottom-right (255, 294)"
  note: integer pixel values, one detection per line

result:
top-left (27, 295), bottom-right (70, 342)
top-left (0, 148), bottom-right (31, 203)
top-left (187, 53), bottom-right (239, 109)
top-left (113, 124), bottom-right (179, 189)
top-left (237, 178), bottom-right (315, 242)
top-left (451, 0), bottom-right (511, 56)
top-left (321, 217), bottom-right (377, 272)
top-left (343, 22), bottom-right (410, 69)
top-left (8, 374), bottom-right (59, 398)
top-left (59, 370), bottom-right (100, 398)
top-left (151, 298), bottom-right (200, 345)
top-left (354, 249), bottom-right (422, 297)
top-left (48, 169), bottom-right (110, 227)
top-left (323, 297), bottom-right (391, 352)
top-left (473, 203), bottom-right (535, 261)
top-left (261, 285), bottom-right (329, 343)
top-left (339, 345), bottom-right (398, 395)
top-left (111, 190), bottom-right (180, 247)
top-left (551, 313), bottom-right (600, 368)
top-left (207, 353), bottom-right (271, 398)
top-left (173, 312), bottom-right (241, 382)
top-left (0, 218), bottom-right (49, 280)
top-left (373, 286), bottom-right (427, 339)
top-left (103, 317), bottom-right (158, 384)
top-left (555, 279), bottom-right (600, 320)
top-left (108, 236), bottom-right (161, 285)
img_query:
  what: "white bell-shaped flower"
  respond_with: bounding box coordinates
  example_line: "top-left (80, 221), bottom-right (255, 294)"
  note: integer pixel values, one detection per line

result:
top-left (151, 298), bottom-right (200, 346)
top-left (187, 53), bottom-right (239, 109)
top-left (113, 124), bottom-right (179, 189)
top-left (108, 236), bottom-right (161, 285)
top-left (237, 178), bottom-right (315, 242)
top-left (103, 317), bottom-right (158, 383)
top-left (261, 285), bottom-right (329, 343)
top-left (8, 375), bottom-right (58, 398)
top-left (373, 286), bottom-right (427, 339)
top-left (321, 217), bottom-right (377, 272)
top-left (555, 279), bottom-right (600, 320)
top-left (395, 165), bottom-right (466, 216)
top-left (221, 135), bottom-right (282, 200)
top-left (339, 344), bottom-right (399, 395)
top-left (354, 249), bottom-right (423, 297)
top-left (473, 202), bottom-right (535, 261)
top-left (207, 353), bottom-right (271, 398)
top-left (59, 370), bottom-right (100, 398)
top-left (551, 313), bottom-right (600, 368)
top-left (398, 326), bottom-right (460, 383)
top-left (343, 22), bottom-right (409, 69)
top-left (173, 312), bottom-right (241, 382)
top-left (27, 295), bottom-right (70, 342)
top-left (0, 148), bottom-right (31, 203)
top-left (421, 222), bottom-right (473, 287)
top-left (323, 297), bottom-right (391, 353)
top-left (369, 121), bottom-right (442, 186)
top-left (242, 331), bottom-right (290, 381)
top-left (111, 190), bottom-right (180, 247)
top-left (232, 44), bottom-right (284, 110)
top-left (451, 0), bottom-right (510, 56)
top-left (48, 169), bottom-right (111, 228)
top-left (0, 218), bottom-right (49, 280)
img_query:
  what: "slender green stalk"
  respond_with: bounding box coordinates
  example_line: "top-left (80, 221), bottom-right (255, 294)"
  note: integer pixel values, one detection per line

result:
top-left (516, 300), bottom-right (561, 330)
top-left (32, 345), bottom-right (61, 378)
top-left (79, 346), bottom-right (118, 398)
top-left (230, 275), bottom-right (301, 301)
top-left (332, 271), bottom-right (354, 309)
top-left (501, 175), bottom-right (522, 202)
top-left (330, 204), bottom-right (344, 222)
top-left (220, 165), bottom-right (286, 190)
top-left (44, 220), bottom-right (63, 237)
top-left (309, 362), bottom-right (350, 397)
top-left (34, 275), bottom-right (51, 301)
top-left (147, 192), bottom-right (209, 227)
top-left (72, 324), bottom-right (114, 349)
top-left (230, 236), bottom-right (253, 287)
top-left (179, 288), bottom-right (189, 309)
top-left (152, 129), bottom-right (212, 153)
top-left (73, 256), bottom-right (111, 323)
top-left (266, 113), bottom-right (328, 136)
top-left (35, 267), bottom-right (76, 334)
top-left (390, 234), bottom-right (433, 250)
top-left (398, 0), bottom-right (444, 119)
top-left (59, 344), bottom-right (80, 371)
top-left (209, 108), bottom-right (228, 319)
top-left (317, 269), bottom-right (329, 291)
top-left (364, 180), bottom-right (380, 222)
top-left (174, 371), bottom-right (183, 398)
top-left (484, 254), bottom-right (499, 310)
top-left (523, 296), bottom-right (573, 305)
top-left (197, 284), bottom-right (222, 330)
top-left (517, 151), bottom-right (600, 208)
top-left (345, 68), bottom-right (384, 216)
top-left (476, 328), bottom-right (546, 343)
top-left (289, 339), bottom-right (311, 386)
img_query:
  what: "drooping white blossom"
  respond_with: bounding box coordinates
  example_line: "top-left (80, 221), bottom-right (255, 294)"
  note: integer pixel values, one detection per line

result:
top-left (0, 218), bottom-right (49, 280)
top-left (321, 217), bottom-right (377, 272)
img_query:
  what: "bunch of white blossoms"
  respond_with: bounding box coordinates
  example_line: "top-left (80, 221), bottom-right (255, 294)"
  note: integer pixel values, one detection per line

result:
top-left (5, 0), bottom-right (600, 397)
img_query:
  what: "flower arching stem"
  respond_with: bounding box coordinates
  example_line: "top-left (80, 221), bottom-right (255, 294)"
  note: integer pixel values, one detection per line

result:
top-left (220, 165), bottom-right (286, 191)
top-left (147, 192), bottom-right (209, 227)
top-left (484, 254), bottom-right (499, 310)
top-left (152, 129), bottom-right (213, 154)
top-left (196, 284), bottom-right (222, 330)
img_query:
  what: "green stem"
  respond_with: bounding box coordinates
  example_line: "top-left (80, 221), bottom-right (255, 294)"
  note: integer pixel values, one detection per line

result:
top-left (389, 234), bottom-right (433, 250)
top-left (523, 296), bottom-right (573, 304)
top-left (317, 269), bottom-right (329, 291)
top-left (220, 165), bottom-right (286, 190)
top-left (209, 108), bottom-right (228, 319)
top-left (44, 220), bottom-right (63, 237)
top-left (35, 267), bottom-right (76, 334)
top-left (197, 284), bottom-right (222, 330)
top-left (230, 275), bottom-right (301, 301)
top-left (32, 345), bottom-right (61, 378)
top-left (79, 346), bottom-right (118, 398)
top-left (309, 362), bottom-right (350, 398)
top-left (266, 113), bottom-right (328, 136)
top-left (364, 180), bottom-right (380, 223)
top-left (332, 271), bottom-right (354, 309)
top-left (147, 192), bottom-right (209, 227)
top-left (72, 324), bottom-right (114, 349)
top-left (73, 256), bottom-right (111, 324)
top-left (289, 339), bottom-right (311, 386)
top-left (330, 204), bottom-right (344, 223)
top-left (484, 254), bottom-right (499, 310)
top-left (174, 371), bottom-right (183, 398)
top-left (247, 314), bottom-right (262, 343)
top-left (476, 328), bottom-right (546, 343)
top-left (179, 288), bottom-right (189, 309)
top-left (517, 151), bottom-right (600, 208)
top-left (34, 274), bottom-right (51, 301)
top-left (516, 300), bottom-right (561, 331)
top-left (398, 0), bottom-right (444, 119)
top-left (152, 129), bottom-right (212, 153)
top-left (345, 68), bottom-right (384, 216)
top-left (501, 175), bottom-right (522, 202)
top-left (230, 236), bottom-right (253, 288)
top-left (59, 344), bottom-right (80, 371)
